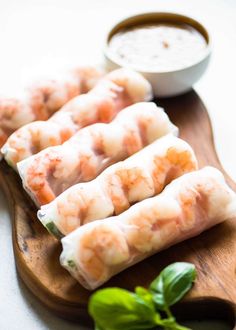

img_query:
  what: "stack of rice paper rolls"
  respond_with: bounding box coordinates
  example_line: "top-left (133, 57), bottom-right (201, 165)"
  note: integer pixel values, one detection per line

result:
top-left (2, 65), bottom-right (236, 291)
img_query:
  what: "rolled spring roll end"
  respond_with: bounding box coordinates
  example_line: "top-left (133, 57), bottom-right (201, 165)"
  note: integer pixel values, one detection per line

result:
top-left (37, 208), bottom-right (63, 239)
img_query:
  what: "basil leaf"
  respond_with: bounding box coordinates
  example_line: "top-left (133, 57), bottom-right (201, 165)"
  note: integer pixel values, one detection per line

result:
top-left (151, 292), bottom-right (165, 310)
top-left (89, 287), bottom-right (158, 330)
top-left (150, 262), bottom-right (196, 309)
top-left (135, 287), bottom-right (154, 305)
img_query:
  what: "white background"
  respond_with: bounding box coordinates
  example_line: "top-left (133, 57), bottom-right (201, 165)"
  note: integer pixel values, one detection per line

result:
top-left (0, 0), bottom-right (235, 329)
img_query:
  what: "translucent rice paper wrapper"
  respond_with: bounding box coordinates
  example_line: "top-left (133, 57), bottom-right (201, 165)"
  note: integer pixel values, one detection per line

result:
top-left (60, 166), bottom-right (236, 290)
top-left (17, 102), bottom-right (178, 207)
top-left (37, 135), bottom-right (197, 238)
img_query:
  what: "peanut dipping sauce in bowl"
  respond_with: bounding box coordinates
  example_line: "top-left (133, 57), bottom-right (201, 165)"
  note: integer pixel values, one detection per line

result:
top-left (104, 13), bottom-right (211, 97)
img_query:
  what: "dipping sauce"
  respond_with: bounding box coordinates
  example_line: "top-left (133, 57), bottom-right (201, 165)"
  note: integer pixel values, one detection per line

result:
top-left (108, 23), bottom-right (208, 72)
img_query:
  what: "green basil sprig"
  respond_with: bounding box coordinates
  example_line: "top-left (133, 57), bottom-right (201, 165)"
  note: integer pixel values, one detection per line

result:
top-left (150, 262), bottom-right (196, 315)
top-left (89, 288), bottom-right (159, 330)
top-left (89, 262), bottom-right (196, 330)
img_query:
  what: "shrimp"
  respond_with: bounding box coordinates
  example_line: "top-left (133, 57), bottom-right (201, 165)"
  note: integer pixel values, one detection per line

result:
top-left (20, 146), bottom-right (80, 205)
top-left (151, 147), bottom-right (197, 194)
top-left (125, 197), bottom-right (182, 253)
top-left (0, 66), bottom-right (103, 148)
top-left (60, 166), bottom-right (236, 290)
top-left (37, 135), bottom-right (197, 237)
top-left (105, 68), bottom-right (153, 103)
top-left (74, 223), bottom-right (130, 286)
top-left (18, 102), bottom-right (177, 206)
top-left (3, 121), bottom-right (67, 166)
top-left (105, 165), bottom-right (154, 215)
top-left (3, 69), bottom-right (153, 169)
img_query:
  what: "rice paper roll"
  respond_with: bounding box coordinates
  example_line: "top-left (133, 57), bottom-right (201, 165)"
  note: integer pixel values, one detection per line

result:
top-left (38, 135), bottom-right (197, 237)
top-left (60, 166), bottom-right (236, 290)
top-left (18, 102), bottom-right (178, 206)
top-left (0, 65), bottom-right (103, 149)
top-left (2, 68), bottom-right (152, 168)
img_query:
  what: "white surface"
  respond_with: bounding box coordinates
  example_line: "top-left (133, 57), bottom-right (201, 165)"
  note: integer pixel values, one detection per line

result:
top-left (0, 0), bottom-right (235, 329)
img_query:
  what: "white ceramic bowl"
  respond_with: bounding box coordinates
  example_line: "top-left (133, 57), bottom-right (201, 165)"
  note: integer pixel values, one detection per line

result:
top-left (104, 12), bottom-right (211, 98)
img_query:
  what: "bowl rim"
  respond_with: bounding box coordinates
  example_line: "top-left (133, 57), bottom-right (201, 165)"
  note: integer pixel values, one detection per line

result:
top-left (104, 11), bottom-right (212, 74)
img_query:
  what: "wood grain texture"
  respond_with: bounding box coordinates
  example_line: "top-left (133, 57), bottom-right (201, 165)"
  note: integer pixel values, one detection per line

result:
top-left (1, 90), bottom-right (236, 326)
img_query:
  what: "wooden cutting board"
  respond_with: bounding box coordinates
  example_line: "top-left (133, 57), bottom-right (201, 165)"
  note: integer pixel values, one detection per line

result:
top-left (1, 90), bottom-right (236, 327)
